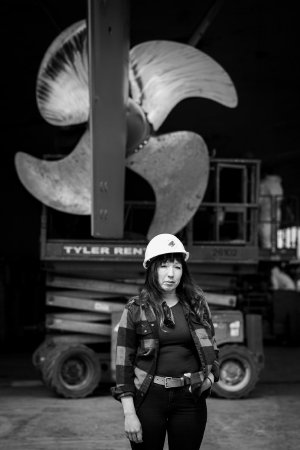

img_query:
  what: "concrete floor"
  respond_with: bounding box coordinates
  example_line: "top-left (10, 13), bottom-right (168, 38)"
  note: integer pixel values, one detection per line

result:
top-left (0, 346), bottom-right (300, 450)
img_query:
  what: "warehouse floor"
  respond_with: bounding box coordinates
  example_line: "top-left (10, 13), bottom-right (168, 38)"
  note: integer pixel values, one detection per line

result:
top-left (0, 345), bottom-right (300, 449)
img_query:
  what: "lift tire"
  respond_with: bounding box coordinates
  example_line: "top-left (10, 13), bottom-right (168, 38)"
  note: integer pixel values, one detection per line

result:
top-left (32, 339), bottom-right (57, 371)
top-left (212, 344), bottom-right (259, 399)
top-left (41, 343), bottom-right (101, 398)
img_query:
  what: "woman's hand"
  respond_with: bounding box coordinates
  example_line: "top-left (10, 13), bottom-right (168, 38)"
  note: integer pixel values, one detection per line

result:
top-left (184, 372), bottom-right (214, 394)
top-left (200, 373), bottom-right (214, 394)
top-left (121, 396), bottom-right (143, 443)
top-left (124, 412), bottom-right (143, 443)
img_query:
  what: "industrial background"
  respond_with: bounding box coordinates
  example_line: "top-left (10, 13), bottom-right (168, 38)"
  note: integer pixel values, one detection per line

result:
top-left (0, 0), bottom-right (299, 360)
top-left (0, 4), bottom-right (300, 450)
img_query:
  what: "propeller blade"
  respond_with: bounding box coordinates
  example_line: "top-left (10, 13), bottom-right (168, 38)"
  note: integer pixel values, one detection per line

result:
top-left (126, 131), bottom-right (209, 239)
top-left (129, 40), bottom-right (238, 130)
top-left (15, 128), bottom-right (209, 239)
top-left (36, 20), bottom-right (88, 126)
top-left (36, 21), bottom-right (237, 133)
top-left (36, 19), bottom-right (150, 151)
top-left (15, 130), bottom-right (91, 214)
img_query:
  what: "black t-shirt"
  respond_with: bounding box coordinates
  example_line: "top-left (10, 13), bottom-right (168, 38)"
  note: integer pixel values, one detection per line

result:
top-left (156, 302), bottom-right (201, 377)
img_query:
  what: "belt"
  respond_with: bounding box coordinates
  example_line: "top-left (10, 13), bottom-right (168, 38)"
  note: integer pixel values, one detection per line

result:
top-left (153, 375), bottom-right (191, 388)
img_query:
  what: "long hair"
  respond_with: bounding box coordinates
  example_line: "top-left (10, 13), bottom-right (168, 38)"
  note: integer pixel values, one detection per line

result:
top-left (139, 253), bottom-right (208, 329)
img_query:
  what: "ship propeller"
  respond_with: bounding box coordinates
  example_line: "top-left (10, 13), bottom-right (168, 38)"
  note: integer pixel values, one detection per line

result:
top-left (15, 20), bottom-right (238, 237)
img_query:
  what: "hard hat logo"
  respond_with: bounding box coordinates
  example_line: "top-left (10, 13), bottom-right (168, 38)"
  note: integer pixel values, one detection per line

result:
top-left (143, 233), bottom-right (189, 269)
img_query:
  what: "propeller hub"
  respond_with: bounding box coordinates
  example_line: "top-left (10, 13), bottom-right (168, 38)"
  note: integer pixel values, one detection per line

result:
top-left (126, 99), bottom-right (150, 156)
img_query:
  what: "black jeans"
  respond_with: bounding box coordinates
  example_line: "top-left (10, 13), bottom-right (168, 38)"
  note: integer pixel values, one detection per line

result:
top-left (130, 382), bottom-right (207, 450)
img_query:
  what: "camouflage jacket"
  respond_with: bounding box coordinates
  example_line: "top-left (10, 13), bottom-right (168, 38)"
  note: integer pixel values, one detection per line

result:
top-left (111, 295), bottom-right (219, 410)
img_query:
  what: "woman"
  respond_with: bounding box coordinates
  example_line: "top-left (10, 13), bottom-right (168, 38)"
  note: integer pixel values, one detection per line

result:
top-left (111, 233), bottom-right (219, 450)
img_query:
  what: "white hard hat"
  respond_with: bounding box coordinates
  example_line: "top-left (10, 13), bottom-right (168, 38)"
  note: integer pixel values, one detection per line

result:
top-left (143, 234), bottom-right (189, 269)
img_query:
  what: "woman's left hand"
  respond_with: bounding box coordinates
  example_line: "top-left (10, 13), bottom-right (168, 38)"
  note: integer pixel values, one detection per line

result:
top-left (184, 372), bottom-right (214, 394)
top-left (200, 375), bottom-right (214, 394)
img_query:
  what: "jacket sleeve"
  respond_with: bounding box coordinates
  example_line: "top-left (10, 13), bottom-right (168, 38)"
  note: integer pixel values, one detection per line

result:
top-left (111, 303), bottom-right (138, 401)
top-left (204, 299), bottom-right (220, 382)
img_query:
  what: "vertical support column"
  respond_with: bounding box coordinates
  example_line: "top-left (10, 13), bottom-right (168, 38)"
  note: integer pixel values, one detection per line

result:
top-left (88, 0), bottom-right (129, 237)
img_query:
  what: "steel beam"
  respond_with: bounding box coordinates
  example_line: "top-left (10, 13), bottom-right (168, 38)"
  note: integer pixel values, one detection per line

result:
top-left (88, 0), bottom-right (129, 237)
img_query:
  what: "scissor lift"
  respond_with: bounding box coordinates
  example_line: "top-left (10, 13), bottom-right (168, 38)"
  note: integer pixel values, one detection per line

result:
top-left (31, 156), bottom-right (299, 399)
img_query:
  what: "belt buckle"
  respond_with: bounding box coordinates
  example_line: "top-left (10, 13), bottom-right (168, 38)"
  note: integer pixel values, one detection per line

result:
top-left (164, 377), bottom-right (173, 388)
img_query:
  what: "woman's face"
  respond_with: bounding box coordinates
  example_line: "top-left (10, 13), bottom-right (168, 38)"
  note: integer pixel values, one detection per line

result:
top-left (157, 258), bottom-right (183, 295)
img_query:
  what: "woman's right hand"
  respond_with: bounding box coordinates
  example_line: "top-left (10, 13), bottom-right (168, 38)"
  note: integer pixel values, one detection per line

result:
top-left (124, 412), bottom-right (143, 443)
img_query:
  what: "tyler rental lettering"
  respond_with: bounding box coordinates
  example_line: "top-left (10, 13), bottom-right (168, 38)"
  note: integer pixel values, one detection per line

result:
top-left (63, 245), bottom-right (145, 256)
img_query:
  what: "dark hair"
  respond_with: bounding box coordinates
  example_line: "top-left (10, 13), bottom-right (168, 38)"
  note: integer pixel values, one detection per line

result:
top-left (139, 253), bottom-right (208, 329)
